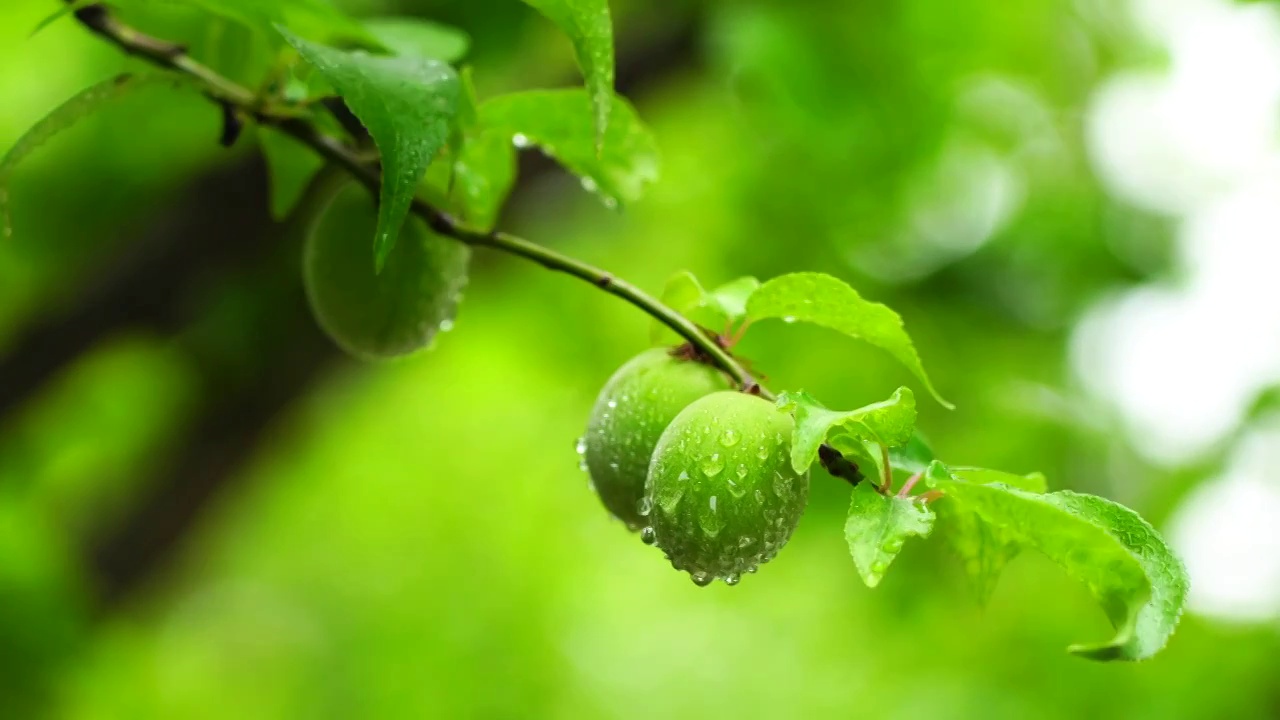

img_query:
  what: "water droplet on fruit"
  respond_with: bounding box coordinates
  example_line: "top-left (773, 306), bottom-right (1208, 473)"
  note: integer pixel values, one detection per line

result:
top-left (739, 536), bottom-right (754, 548)
top-left (574, 437), bottom-right (586, 455)
top-left (724, 573), bottom-right (741, 586)
top-left (577, 458), bottom-right (588, 471)
top-left (719, 428), bottom-right (740, 447)
top-left (773, 471), bottom-right (790, 498)
top-left (754, 489), bottom-right (766, 505)
top-left (698, 495), bottom-right (723, 537)
top-left (782, 315), bottom-right (796, 323)
top-left (736, 464), bottom-right (749, 480)
top-left (512, 132), bottom-right (531, 148)
top-left (656, 478), bottom-right (685, 514)
top-left (607, 399), bottom-right (617, 409)
top-left (638, 496), bottom-right (652, 517)
top-left (691, 571), bottom-right (713, 587)
top-left (641, 527), bottom-right (656, 544)
top-left (701, 453), bottom-right (724, 477)
top-left (608, 462), bottom-right (619, 471)
top-left (439, 318), bottom-right (454, 332)
top-left (756, 445), bottom-right (770, 461)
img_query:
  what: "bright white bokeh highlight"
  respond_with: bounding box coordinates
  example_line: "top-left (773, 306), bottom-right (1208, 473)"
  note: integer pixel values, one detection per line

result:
top-left (1078, 0), bottom-right (1280, 621)
top-left (1167, 424), bottom-right (1280, 621)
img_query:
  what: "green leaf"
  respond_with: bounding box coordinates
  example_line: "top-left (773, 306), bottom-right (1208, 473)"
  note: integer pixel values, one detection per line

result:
top-left (30, 0), bottom-right (94, 37)
top-left (651, 272), bottom-right (760, 343)
top-left (844, 481), bottom-right (935, 587)
top-left (889, 431), bottom-right (936, 477)
top-left (447, 69), bottom-right (516, 231)
top-left (709, 276), bottom-right (761, 320)
top-left (930, 464), bottom-right (1044, 603)
top-left (279, 26), bottom-right (460, 270)
top-left (2, 74), bottom-right (165, 241)
top-left (363, 16), bottom-right (471, 63)
top-left (258, 126), bottom-right (324, 220)
top-left (520, 0), bottom-right (614, 147)
top-left (777, 387), bottom-right (917, 475)
top-left (927, 463), bottom-right (1189, 661)
top-left (948, 466), bottom-right (1048, 493)
top-left (746, 272), bottom-right (953, 409)
top-left (477, 89), bottom-right (658, 208)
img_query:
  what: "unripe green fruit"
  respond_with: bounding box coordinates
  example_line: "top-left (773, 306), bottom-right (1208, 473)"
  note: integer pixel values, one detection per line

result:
top-left (305, 184), bottom-right (470, 360)
top-left (644, 391), bottom-right (809, 585)
top-left (582, 349), bottom-right (732, 529)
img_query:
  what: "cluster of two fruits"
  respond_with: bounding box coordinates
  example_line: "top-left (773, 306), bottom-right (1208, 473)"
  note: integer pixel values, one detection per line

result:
top-left (581, 349), bottom-right (809, 586)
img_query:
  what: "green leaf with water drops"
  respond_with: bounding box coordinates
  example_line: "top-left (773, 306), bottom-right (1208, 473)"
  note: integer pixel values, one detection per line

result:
top-left (363, 16), bottom-right (471, 63)
top-left (476, 89), bottom-right (659, 209)
top-left (652, 272), bottom-right (760, 344)
top-left (929, 464), bottom-right (1045, 603)
top-left (844, 481), bottom-right (935, 588)
top-left (258, 126), bottom-right (324, 220)
top-left (519, 0), bottom-right (614, 148)
top-left (747, 272), bottom-right (952, 409)
top-left (1, 73), bottom-right (167, 241)
top-left (926, 462), bottom-right (1189, 661)
top-left (279, 26), bottom-right (459, 271)
top-left (950, 466), bottom-right (1047, 493)
top-left (777, 387), bottom-right (916, 476)
top-left (447, 70), bottom-right (516, 231)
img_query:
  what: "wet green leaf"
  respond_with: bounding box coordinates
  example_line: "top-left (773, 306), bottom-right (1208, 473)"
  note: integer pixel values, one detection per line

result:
top-left (927, 463), bottom-right (1189, 661)
top-left (477, 89), bottom-right (658, 208)
top-left (279, 26), bottom-right (459, 270)
top-left (931, 465), bottom-right (1044, 603)
top-left (844, 481), bottom-right (934, 587)
top-left (448, 70), bottom-right (515, 231)
top-left (652, 272), bottom-right (760, 344)
top-left (747, 272), bottom-right (952, 409)
top-left (520, 0), bottom-right (614, 146)
top-left (778, 387), bottom-right (916, 475)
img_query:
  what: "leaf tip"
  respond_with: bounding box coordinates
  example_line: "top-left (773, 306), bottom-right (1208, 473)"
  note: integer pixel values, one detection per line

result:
top-left (1066, 641), bottom-right (1128, 662)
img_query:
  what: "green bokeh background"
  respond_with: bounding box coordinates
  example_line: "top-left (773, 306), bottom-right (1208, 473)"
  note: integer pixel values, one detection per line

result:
top-left (1, 0), bottom-right (1277, 717)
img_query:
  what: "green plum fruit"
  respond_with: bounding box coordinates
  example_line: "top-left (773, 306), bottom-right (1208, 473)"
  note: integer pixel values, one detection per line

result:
top-left (305, 183), bottom-right (470, 360)
top-left (644, 390), bottom-right (810, 585)
top-left (582, 348), bottom-right (732, 529)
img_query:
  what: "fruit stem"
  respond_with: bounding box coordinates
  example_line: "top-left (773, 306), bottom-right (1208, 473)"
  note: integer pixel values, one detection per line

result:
top-left (63, 1), bottom-right (762, 392)
top-left (878, 444), bottom-right (893, 494)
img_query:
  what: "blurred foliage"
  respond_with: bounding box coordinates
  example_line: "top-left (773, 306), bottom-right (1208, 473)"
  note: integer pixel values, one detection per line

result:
top-left (0, 0), bottom-right (1277, 718)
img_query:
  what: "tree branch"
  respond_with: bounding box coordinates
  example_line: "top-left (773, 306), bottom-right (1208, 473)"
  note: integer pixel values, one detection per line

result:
top-left (62, 2), bottom-right (867, 485)
top-left (66, 1), bottom-right (757, 390)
